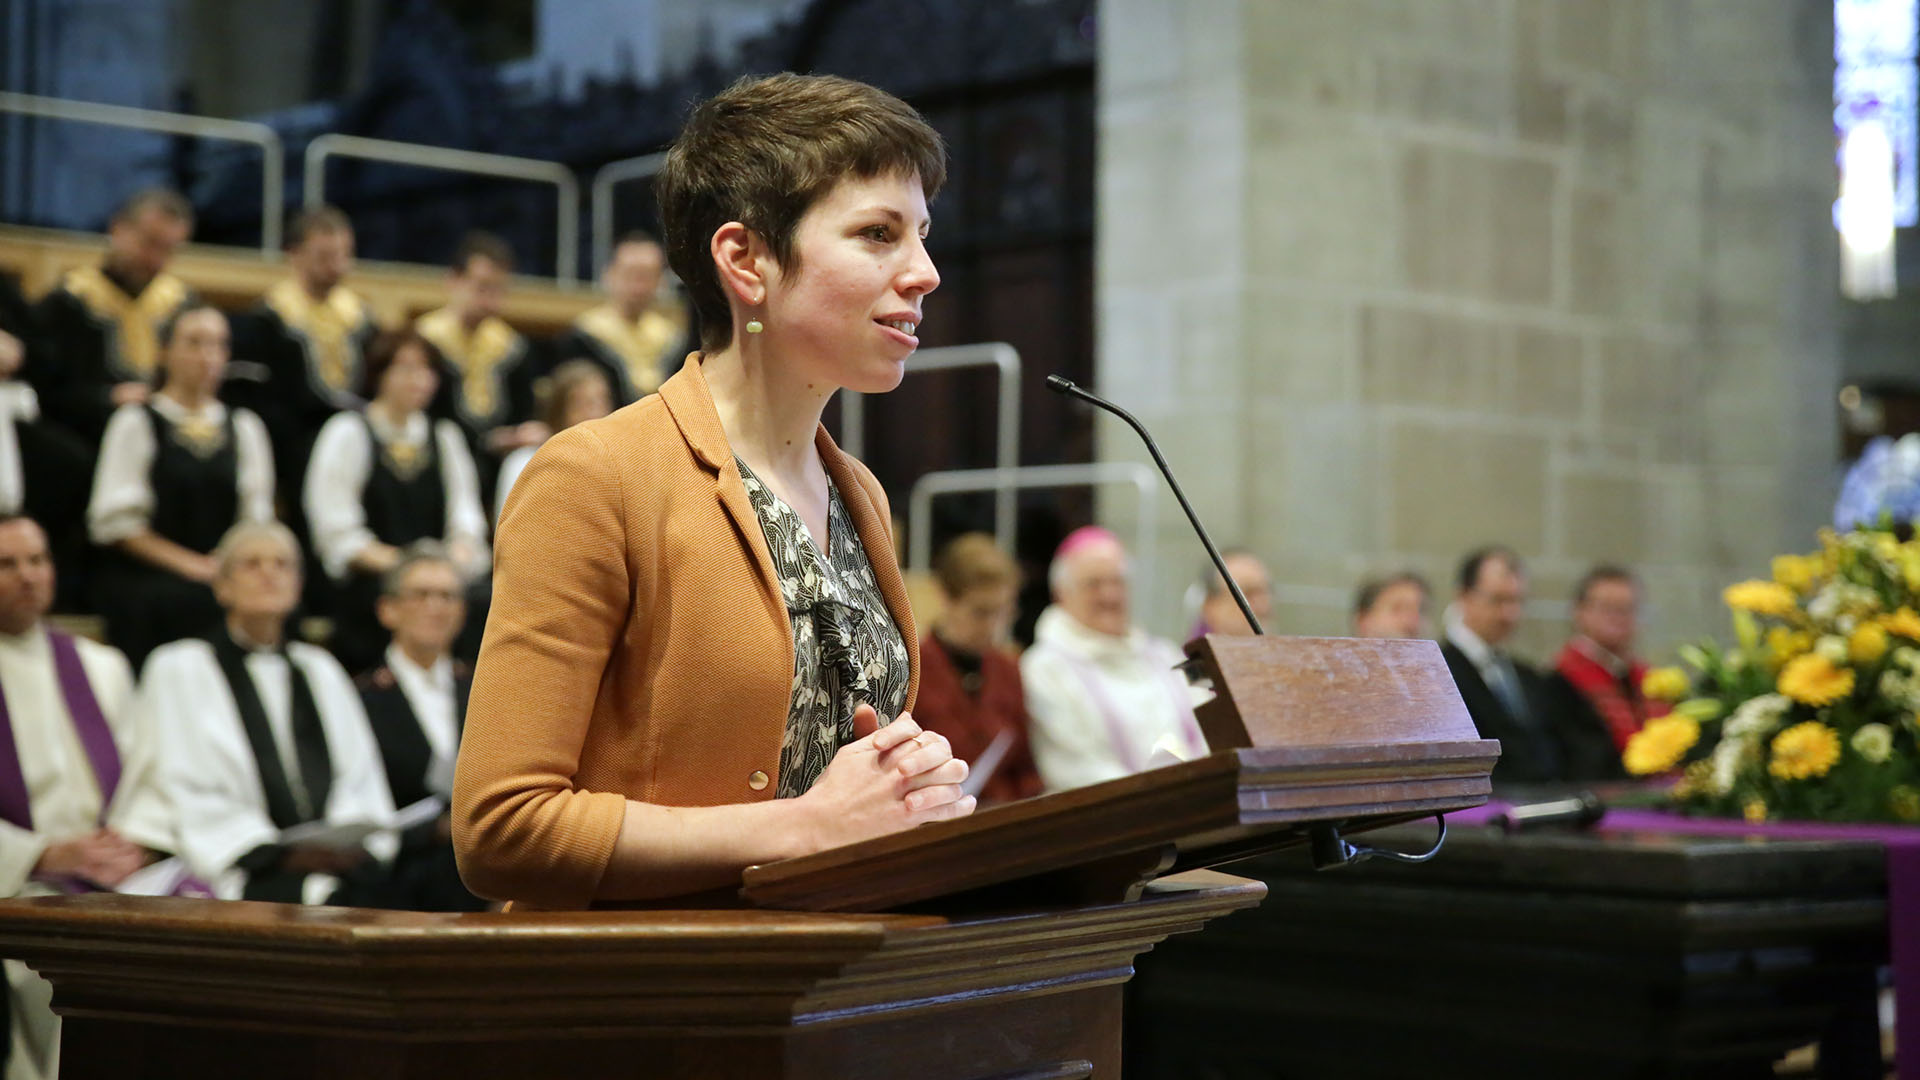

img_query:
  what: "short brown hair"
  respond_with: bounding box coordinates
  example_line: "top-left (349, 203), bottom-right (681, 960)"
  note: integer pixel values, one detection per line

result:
top-left (1457, 545), bottom-right (1524, 593)
top-left (1573, 564), bottom-right (1637, 606)
top-left (656, 73), bottom-right (946, 351)
top-left (110, 188), bottom-right (194, 230)
top-left (933, 533), bottom-right (1019, 598)
top-left (287, 205), bottom-right (352, 248)
top-left (452, 230), bottom-right (515, 275)
top-left (361, 330), bottom-right (435, 400)
top-left (1353, 572), bottom-right (1431, 618)
top-left (158, 301), bottom-right (226, 348)
top-left (538, 360), bottom-right (612, 432)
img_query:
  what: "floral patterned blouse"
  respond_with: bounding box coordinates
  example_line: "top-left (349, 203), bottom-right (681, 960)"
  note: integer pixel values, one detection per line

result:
top-left (735, 458), bottom-right (910, 798)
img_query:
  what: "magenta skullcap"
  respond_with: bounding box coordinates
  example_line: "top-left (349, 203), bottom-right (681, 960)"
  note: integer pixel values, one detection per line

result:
top-left (1054, 525), bottom-right (1123, 562)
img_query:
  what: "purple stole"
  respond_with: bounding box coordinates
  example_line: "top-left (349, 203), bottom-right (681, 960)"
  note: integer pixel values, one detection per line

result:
top-left (0, 628), bottom-right (120, 830)
top-left (0, 629), bottom-right (213, 897)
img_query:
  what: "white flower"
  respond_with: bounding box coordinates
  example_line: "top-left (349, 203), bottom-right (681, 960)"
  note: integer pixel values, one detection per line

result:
top-left (1709, 735), bottom-right (1752, 795)
top-left (1883, 670), bottom-right (1920, 711)
top-left (1816, 635), bottom-right (1851, 665)
top-left (1836, 613), bottom-right (1860, 635)
top-left (1725, 693), bottom-right (1790, 738)
top-left (1852, 722), bottom-right (1895, 763)
top-left (1894, 647), bottom-right (1920, 673)
top-left (1809, 586), bottom-right (1842, 623)
top-left (1809, 582), bottom-right (1881, 623)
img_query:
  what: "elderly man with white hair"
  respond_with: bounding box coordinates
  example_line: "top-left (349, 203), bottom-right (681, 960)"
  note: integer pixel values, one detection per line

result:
top-left (141, 520), bottom-right (397, 907)
top-left (1019, 526), bottom-right (1207, 792)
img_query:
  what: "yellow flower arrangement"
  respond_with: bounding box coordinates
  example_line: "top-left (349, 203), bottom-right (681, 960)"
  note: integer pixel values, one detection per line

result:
top-left (1623, 714), bottom-right (1700, 776)
top-left (1764, 626), bottom-right (1814, 669)
top-left (1672, 760), bottom-right (1712, 799)
top-left (1900, 547), bottom-right (1920, 591)
top-left (1663, 525), bottom-right (1920, 823)
top-left (1892, 785), bottom-right (1920, 823)
top-left (1771, 553), bottom-right (1820, 594)
top-left (1850, 622), bottom-right (1890, 665)
top-left (1768, 721), bottom-right (1843, 781)
top-left (1883, 607), bottom-right (1920, 642)
top-left (1723, 580), bottom-right (1800, 619)
top-left (1777, 654), bottom-right (1855, 707)
top-left (1640, 666), bottom-right (1689, 702)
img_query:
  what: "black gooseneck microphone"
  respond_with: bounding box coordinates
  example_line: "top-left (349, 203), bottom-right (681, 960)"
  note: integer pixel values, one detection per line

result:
top-left (1045, 374), bottom-right (1446, 870)
top-left (1045, 375), bottom-right (1264, 636)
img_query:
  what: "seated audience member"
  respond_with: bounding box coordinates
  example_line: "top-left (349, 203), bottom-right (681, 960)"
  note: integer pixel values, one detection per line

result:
top-left (0, 318), bottom-right (22, 520)
top-left (145, 522), bottom-right (396, 906)
top-left (358, 543), bottom-right (485, 912)
top-left (0, 276), bottom-right (93, 614)
top-left (87, 304), bottom-right (274, 671)
top-left (1351, 571), bottom-right (1432, 638)
top-left (1021, 527), bottom-right (1207, 792)
top-left (1543, 565), bottom-right (1668, 781)
top-left (554, 231), bottom-right (688, 406)
top-left (1440, 546), bottom-right (1562, 784)
top-left (1191, 548), bottom-right (1274, 637)
top-left (230, 205), bottom-right (378, 508)
top-left (305, 332), bottom-right (489, 676)
top-left (0, 514), bottom-right (187, 1080)
top-left (414, 232), bottom-right (543, 496)
top-left (493, 359), bottom-right (614, 520)
top-left (915, 534), bottom-right (1042, 805)
top-left (28, 189), bottom-right (196, 447)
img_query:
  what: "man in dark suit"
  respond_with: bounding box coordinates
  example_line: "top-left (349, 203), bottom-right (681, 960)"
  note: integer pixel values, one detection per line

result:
top-left (1439, 546), bottom-right (1564, 784)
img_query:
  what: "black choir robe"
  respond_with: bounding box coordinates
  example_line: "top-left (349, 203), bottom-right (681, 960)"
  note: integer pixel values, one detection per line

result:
top-left (229, 278), bottom-right (380, 501)
top-left (28, 264), bottom-right (195, 445)
top-left (358, 660), bottom-right (486, 912)
top-left (551, 301), bottom-right (688, 407)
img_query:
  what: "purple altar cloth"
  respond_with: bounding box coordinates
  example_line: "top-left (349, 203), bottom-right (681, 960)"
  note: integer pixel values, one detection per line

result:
top-left (1448, 802), bottom-right (1920, 1077)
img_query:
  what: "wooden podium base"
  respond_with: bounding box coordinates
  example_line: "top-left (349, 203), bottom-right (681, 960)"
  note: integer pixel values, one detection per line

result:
top-left (0, 871), bottom-right (1263, 1080)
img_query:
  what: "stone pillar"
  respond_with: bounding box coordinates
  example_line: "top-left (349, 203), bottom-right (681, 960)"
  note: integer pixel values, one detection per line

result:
top-left (1097, 0), bottom-right (1840, 658)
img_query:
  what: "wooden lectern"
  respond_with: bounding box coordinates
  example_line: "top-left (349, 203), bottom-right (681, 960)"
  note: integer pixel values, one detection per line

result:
top-left (0, 637), bottom-right (1497, 1079)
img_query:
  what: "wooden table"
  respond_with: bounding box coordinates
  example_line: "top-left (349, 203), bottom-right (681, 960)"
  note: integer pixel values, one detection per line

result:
top-left (1126, 823), bottom-right (1890, 1080)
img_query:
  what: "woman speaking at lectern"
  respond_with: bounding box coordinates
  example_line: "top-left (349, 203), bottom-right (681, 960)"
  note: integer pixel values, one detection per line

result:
top-left (452, 74), bottom-right (975, 908)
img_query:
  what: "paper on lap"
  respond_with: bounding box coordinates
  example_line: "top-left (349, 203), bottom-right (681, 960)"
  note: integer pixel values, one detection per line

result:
top-left (113, 856), bottom-right (192, 897)
top-left (278, 797), bottom-right (442, 850)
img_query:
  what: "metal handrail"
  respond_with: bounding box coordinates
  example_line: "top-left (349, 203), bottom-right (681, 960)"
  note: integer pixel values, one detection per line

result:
top-left (907, 463), bottom-right (1161, 593)
top-left (844, 342), bottom-right (1023, 546)
top-left (0, 91), bottom-right (284, 255)
top-left (305, 133), bottom-right (580, 282)
top-left (590, 151), bottom-right (668, 272)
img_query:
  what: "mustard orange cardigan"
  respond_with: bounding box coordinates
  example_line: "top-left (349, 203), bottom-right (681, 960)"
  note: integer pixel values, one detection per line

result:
top-left (452, 355), bottom-right (920, 908)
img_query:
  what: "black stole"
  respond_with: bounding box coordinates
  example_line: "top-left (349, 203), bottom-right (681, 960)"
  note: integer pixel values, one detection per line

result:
top-left (210, 632), bottom-right (333, 829)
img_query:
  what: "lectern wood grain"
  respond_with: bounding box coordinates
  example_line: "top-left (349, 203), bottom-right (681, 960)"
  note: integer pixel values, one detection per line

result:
top-left (1183, 634), bottom-right (1477, 750)
top-left (0, 873), bottom-right (1262, 1080)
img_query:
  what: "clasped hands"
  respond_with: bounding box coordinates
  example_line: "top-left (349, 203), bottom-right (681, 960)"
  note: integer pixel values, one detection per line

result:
top-left (32, 828), bottom-right (150, 888)
top-left (796, 704), bottom-right (977, 851)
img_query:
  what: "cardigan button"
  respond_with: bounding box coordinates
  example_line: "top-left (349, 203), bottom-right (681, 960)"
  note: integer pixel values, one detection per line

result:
top-left (747, 770), bottom-right (770, 791)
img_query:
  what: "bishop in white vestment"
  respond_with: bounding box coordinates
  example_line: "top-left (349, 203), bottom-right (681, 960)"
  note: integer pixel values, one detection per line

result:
top-left (1020, 527), bottom-right (1208, 793)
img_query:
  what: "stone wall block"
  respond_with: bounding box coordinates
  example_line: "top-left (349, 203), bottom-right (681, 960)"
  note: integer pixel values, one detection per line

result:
top-left (1401, 143), bottom-right (1558, 305)
top-left (1511, 326), bottom-right (1587, 420)
top-left (1245, 291), bottom-right (1358, 403)
top-left (1247, 109), bottom-right (1397, 285)
top-left (1386, 418), bottom-right (1549, 555)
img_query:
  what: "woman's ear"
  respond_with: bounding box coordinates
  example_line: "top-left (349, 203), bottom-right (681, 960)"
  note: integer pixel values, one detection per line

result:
top-left (710, 222), bottom-right (768, 306)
